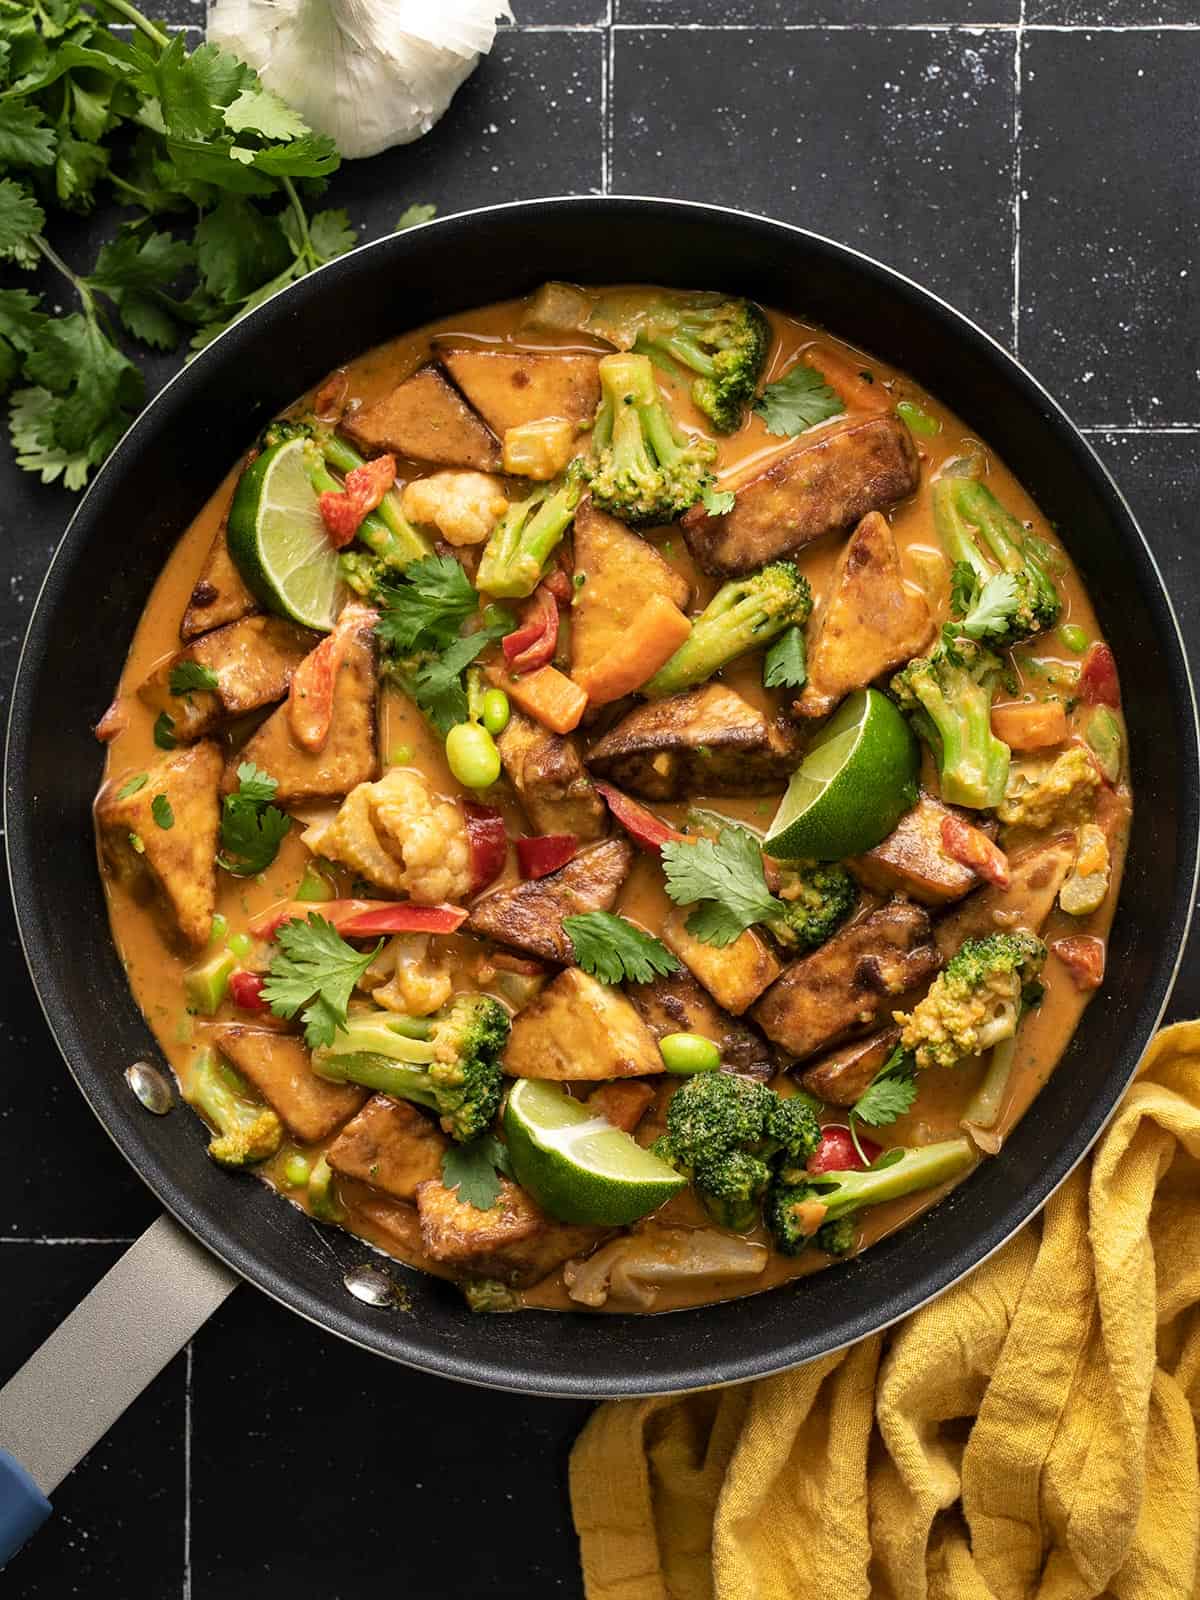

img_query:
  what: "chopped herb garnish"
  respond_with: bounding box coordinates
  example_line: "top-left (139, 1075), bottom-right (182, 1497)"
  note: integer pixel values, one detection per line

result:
top-left (129, 831), bottom-right (145, 854)
top-left (218, 761), bottom-right (290, 876)
top-left (847, 1046), bottom-right (919, 1163)
top-left (116, 772), bottom-right (149, 799)
top-left (753, 364), bottom-right (843, 438)
top-left (153, 711), bottom-right (177, 750)
top-left (441, 1135), bottom-right (514, 1212)
top-left (701, 484), bottom-right (736, 518)
top-left (763, 625), bottom-right (807, 690)
top-left (562, 912), bottom-right (680, 985)
top-left (169, 660), bottom-right (220, 695)
top-left (151, 793), bottom-right (174, 829)
top-left (660, 827), bottom-right (780, 948)
top-left (375, 554), bottom-right (479, 654)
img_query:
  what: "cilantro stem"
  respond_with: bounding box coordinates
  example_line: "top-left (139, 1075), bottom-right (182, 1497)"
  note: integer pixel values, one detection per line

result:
top-left (33, 233), bottom-right (95, 313)
top-left (101, 0), bottom-right (170, 50)
top-left (281, 176), bottom-right (320, 270)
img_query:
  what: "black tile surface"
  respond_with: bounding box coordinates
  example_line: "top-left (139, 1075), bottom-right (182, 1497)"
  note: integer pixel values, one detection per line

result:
top-left (611, 25), bottom-right (1018, 342)
top-left (2, 1), bottom-right (1199, 1596)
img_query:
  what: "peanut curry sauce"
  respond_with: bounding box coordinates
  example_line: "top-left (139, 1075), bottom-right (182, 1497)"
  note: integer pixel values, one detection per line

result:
top-left (96, 288), bottom-right (1131, 1316)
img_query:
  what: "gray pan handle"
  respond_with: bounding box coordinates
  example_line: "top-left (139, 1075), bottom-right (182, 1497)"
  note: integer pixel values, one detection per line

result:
top-left (0, 1215), bottom-right (238, 1564)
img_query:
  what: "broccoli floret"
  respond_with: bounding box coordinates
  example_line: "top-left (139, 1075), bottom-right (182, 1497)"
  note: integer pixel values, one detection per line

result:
top-left (765, 1138), bottom-right (975, 1256)
top-left (653, 1073), bottom-right (820, 1233)
top-left (307, 1153), bottom-right (345, 1222)
top-left (312, 994), bottom-right (510, 1143)
top-left (934, 476), bottom-right (1061, 649)
top-left (584, 352), bottom-right (717, 527)
top-left (339, 548), bottom-right (387, 598)
top-left (462, 1279), bottom-right (522, 1313)
top-left (890, 635), bottom-right (1012, 810)
top-left (475, 463), bottom-right (584, 599)
top-left (896, 931), bottom-right (1047, 1071)
top-left (768, 862), bottom-right (857, 953)
top-left (182, 1048), bottom-right (283, 1169)
top-left (644, 562), bottom-right (813, 697)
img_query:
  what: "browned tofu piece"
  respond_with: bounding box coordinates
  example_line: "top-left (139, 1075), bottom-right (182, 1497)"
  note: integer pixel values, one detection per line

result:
top-left (586, 683), bottom-right (803, 801)
top-left (570, 499), bottom-right (691, 681)
top-left (180, 520), bottom-right (258, 641)
top-left (212, 1025), bottom-right (365, 1142)
top-left (753, 901), bottom-right (942, 1060)
top-left (326, 1096), bottom-right (448, 1201)
top-left (503, 968), bottom-right (664, 1080)
top-left (467, 836), bottom-right (632, 962)
top-left (345, 1192), bottom-right (429, 1261)
top-left (848, 794), bottom-right (983, 907)
top-left (661, 909), bottom-right (781, 1016)
top-left (800, 1027), bottom-right (900, 1107)
top-left (139, 616), bottom-right (318, 742)
top-left (230, 611), bottom-right (379, 803)
top-left (343, 365), bottom-right (500, 471)
top-left (415, 1176), bottom-right (604, 1288)
top-left (627, 968), bottom-right (775, 1079)
top-left (681, 415), bottom-right (920, 577)
top-left (497, 709), bottom-right (607, 841)
top-left (587, 1080), bottom-right (656, 1134)
top-left (436, 346), bottom-right (600, 435)
top-left (95, 741), bottom-right (222, 949)
top-left (934, 832), bottom-right (1077, 958)
top-left (794, 511), bottom-right (934, 718)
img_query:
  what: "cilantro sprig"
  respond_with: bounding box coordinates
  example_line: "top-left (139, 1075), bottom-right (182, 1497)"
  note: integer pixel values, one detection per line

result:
top-left (375, 554), bottom-right (480, 655)
top-left (217, 761), bottom-right (290, 877)
top-left (660, 827), bottom-right (782, 948)
top-left (261, 913), bottom-right (381, 1050)
top-left (562, 912), bottom-right (680, 986)
top-left (441, 1134), bottom-right (514, 1212)
top-left (753, 363), bottom-right (843, 438)
top-left (847, 1046), bottom-right (919, 1163)
top-left (763, 625), bottom-right (807, 690)
top-left (387, 593), bottom-right (514, 737)
top-left (169, 659), bottom-right (219, 695)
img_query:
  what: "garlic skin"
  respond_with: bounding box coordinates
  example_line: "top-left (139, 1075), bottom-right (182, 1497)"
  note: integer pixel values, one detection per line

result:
top-left (207, 0), bottom-right (513, 160)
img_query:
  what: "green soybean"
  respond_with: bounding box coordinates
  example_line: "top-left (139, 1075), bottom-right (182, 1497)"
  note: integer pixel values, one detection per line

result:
top-left (1059, 623), bottom-right (1089, 653)
top-left (446, 721), bottom-right (501, 789)
top-left (227, 931), bottom-right (253, 960)
top-left (481, 688), bottom-right (511, 736)
top-left (659, 1032), bottom-right (721, 1075)
top-left (282, 1154), bottom-right (312, 1188)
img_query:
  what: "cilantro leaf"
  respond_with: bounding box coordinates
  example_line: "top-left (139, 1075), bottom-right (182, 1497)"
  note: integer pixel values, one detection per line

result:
top-left (152, 710), bottom-right (177, 749)
top-left (169, 659), bottom-right (219, 695)
top-left (116, 772), bottom-right (148, 799)
top-left (0, 179), bottom-right (45, 267)
top-left (87, 227), bottom-right (193, 294)
top-left (396, 203), bottom-right (437, 231)
top-left (660, 828), bottom-right (780, 948)
top-left (262, 914), bottom-right (382, 1049)
top-left (849, 1046), bottom-right (919, 1133)
top-left (376, 554), bottom-right (478, 653)
top-left (148, 37), bottom-right (255, 140)
top-left (222, 85), bottom-right (309, 141)
top-left (308, 208), bottom-right (356, 263)
top-left (217, 762), bottom-right (289, 876)
top-left (441, 1135), bottom-right (514, 1212)
top-left (763, 625), bottom-right (807, 690)
top-left (391, 606), bottom-right (512, 736)
top-left (194, 196), bottom-right (291, 303)
top-left (701, 484), bottom-right (735, 518)
top-left (9, 386), bottom-right (92, 487)
top-left (151, 792), bottom-right (174, 829)
top-left (754, 363), bottom-right (843, 438)
top-left (0, 101), bottom-right (57, 169)
top-left (563, 912), bottom-right (680, 985)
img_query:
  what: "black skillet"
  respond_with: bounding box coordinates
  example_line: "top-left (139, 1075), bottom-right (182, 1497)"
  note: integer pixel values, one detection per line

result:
top-left (2, 197), bottom-right (1196, 1556)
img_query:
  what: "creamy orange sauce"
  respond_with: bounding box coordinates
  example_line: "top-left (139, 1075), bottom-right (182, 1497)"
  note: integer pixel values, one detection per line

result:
top-left (97, 289), bottom-right (1130, 1315)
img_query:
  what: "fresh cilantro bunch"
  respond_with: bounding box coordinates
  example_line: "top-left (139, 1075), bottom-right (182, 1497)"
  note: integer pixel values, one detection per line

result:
top-left (0, 0), bottom-right (358, 488)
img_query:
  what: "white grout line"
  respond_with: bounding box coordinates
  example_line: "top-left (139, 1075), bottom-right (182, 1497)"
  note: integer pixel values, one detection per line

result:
top-left (1, 1236), bottom-right (138, 1245)
top-left (182, 1342), bottom-right (193, 1600)
top-left (1011, 0), bottom-right (1024, 356)
top-left (1083, 425), bottom-right (1200, 434)
top-left (605, 1), bottom-right (616, 194)
top-left (607, 20), bottom-right (1200, 31)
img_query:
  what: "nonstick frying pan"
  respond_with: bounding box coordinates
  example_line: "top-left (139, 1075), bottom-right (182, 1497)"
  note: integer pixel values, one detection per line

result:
top-left (4, 197), bottom-right (1197, 1561)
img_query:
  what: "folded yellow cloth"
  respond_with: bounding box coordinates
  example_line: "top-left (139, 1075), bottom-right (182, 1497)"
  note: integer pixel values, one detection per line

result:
top-left (571, 1021), bottom-right (1200, 1600)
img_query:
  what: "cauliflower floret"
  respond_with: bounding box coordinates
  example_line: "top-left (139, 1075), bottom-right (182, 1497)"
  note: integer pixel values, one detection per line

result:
top-left (309, 783), bottom-right (409, 894)
top-left (997, 745), bottom-right (1100, 831)
top-left (1059, 822), bottom-right (1111, 916)
top-left (895, 931), bottom-right (1046, 1071)
top-left (502, 418), bottom-right (578, 481)
top-left (402, 472), bottom-right (508, 547)
top-left (359, 933), bottom-right (453, 1016)
top-left (369, 768), bottom-right (472, 905)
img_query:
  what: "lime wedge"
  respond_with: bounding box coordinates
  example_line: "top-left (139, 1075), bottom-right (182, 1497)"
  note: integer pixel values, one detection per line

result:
top-left (765, 688), bottom-right (919, 859)
top-left (227, 437), bottom-right (346, 632)
top-left (504, 1078), bottom-right (684, 1226)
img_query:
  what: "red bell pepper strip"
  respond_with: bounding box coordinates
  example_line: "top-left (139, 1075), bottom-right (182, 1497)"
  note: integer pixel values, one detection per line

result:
top-left (228, 970), bottom-right (269, 1013)
top-left (543, 568), bottom-right (573, 604)
top-left (941, 814), bottom-right (1010, 890)
top-left (1051, 935), bottom-right (1106, 991)
top-left (502, 584), bottom-right (560, 675)
top-left (463, 801), bottom-right (508, 894)
top-left (251, 899), bottom-right (468, 941)
top-left (808, 1125), bottom-right (882, 1174)
top-left (593, 781), bottom-right (687, 855)
top-left (288, 601), bottom-right (378, 753)
top-left (516, 834), bottom-right (578, 880)
top-left (1079, 641), bottom-right (1120, 708)
top-left (318, 453), bottom-right (396, 549)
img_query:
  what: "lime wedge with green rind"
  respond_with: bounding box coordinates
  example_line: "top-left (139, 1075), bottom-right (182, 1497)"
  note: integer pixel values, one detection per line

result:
top-left (227, 436), bottom-right (346, 632)
top-left (765, 688), bottom-right (919, 860)
top-left (504, 1078), bottom-right (684, 1226)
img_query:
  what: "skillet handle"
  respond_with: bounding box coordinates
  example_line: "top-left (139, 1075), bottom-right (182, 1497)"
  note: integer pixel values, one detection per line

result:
top-left (0, 1214), bottom-right (238, 1565)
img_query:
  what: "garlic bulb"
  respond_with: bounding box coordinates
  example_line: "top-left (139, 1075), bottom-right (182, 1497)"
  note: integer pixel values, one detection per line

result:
top-left (207, 0), bottom-right (513, 160)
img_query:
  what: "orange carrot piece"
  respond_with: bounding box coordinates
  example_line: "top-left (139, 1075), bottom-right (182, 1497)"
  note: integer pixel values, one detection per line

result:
top-left (991, 700), bottom-right (1069, 752)
top-left (487, 663), bottom-right (587, 735)
top-left (573, 594), bottom-right (693, 707)
top-left (800, 345), bottom-right (888, 414)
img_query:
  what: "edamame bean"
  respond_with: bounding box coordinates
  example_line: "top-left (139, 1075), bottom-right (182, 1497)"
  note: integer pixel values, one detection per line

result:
top-left (446, 721), bottom-right (501, 789)
top-left (1059, 623), bottom-right (1088, 653)
top-left (481, 688), bottom-right (510, 736)
top-left (282, 1154), bottom-right (311, 1188)
top-left (659, 1032), bottom-right (721, 1075)
top-left (227, 931), bottom-right (253, 959)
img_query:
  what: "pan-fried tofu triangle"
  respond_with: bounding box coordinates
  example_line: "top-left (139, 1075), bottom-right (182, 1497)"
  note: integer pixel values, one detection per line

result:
top-left (795, 511), bottom-right (934, 718)
top-left (138, 615), bottom-right (317, 743)
top-left (212, 1025), bottom-right (365, 1142)
top-left (415, 1175), bottom-right (604, 1288)
top-left (436, 347), bottom-right (600, 435)
top-left (467, 837), bottom-right (633, 963)
top-left (180, 519), bottom-right (258, 641)
top-left (503, 969), bottom-right (664, 1080)
top-left (343, 365), bottom-right (499, 472)
top-left (231, 609), bottom-right (379, 804)
top-left (327, 1097), bottom-right (448, 1203)
top-left (96, 740), bottom-right (222, 949)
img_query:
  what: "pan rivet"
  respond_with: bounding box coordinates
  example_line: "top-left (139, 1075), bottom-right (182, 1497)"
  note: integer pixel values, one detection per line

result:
top-left (125, 1061), bottom-right (173, 1115)
top-left (344, 1265), bottom-right (396, 1308)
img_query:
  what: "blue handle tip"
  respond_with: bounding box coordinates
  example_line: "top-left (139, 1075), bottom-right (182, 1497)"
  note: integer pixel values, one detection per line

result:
top-left (0, 1448), bottom-right (50, 1566)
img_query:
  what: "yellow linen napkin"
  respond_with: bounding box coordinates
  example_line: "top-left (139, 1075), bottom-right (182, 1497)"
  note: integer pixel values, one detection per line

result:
top-left (571, 1021), bottom-right (1200, 1600)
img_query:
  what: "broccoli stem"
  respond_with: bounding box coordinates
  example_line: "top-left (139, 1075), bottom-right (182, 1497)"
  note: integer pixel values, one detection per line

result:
top-left (644, 566), bottom-right (811, 697)
top-left (933, 478), bottom-right (994, 590)
top-left (475, 476), bottom-right (582, 598)
top-left (812, 1138), bottom-right (975, 1223)
top-left (309, 435), bottom-right (433, 571)
top-left (315, 1052), bottom-right (444, 1113)
top-left (307, 1154), bottom-right (344, 1222)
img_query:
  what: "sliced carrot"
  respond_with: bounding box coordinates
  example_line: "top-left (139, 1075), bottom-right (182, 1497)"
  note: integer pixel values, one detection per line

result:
top-left (487, 663), bottom-right (587, 735)
top-left (990, 699), bottom-right (1069, 751)
top-left (800, 344), bottom-right (887, 414)
top-left (573, 594), bottom-right (693, 707)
